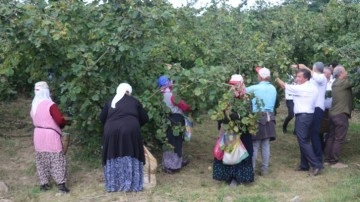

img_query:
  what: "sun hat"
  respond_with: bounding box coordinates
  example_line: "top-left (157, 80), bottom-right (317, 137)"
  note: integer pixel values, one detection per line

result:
top-left (228, 74), bottom-right (244, 85)
top-left (256, 67), bottom-right (271, 79)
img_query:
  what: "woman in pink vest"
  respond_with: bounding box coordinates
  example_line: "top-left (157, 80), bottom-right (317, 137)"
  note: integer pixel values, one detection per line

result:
top-left (30, 81), bottom-right (69, 193)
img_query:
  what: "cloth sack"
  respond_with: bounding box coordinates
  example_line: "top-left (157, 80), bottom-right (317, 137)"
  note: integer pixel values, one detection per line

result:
top-left (62, 132), bottom-right (70, 155)
top-left (184, 116), bottom-right (193, 141)
top-left (143, 146), bottom-right (157, 189)
top-left (220, 131), bottom-right (237, 149)
top-left (222, 139), bottom-right (249, 165)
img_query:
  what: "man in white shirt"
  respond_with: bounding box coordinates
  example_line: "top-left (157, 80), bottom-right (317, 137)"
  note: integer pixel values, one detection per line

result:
top-left (299, 62), bottom-right (327, 163)
top-left (324, 67), bottom-right (334, 110)
top-left (320, 66), bottom-right (334, 149)
top-left (277, 69), bottom-right (323, 176)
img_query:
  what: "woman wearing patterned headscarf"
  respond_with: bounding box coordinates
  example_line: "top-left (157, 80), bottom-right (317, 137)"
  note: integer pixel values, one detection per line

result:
top-left (157, 75), bottom-right (191, 174)
top-left (100, 83), bottom-right (149, 192)
top-left (30, 81), bottom-right (70, 193)
top-left (213, 74), bottom-right (254, 187)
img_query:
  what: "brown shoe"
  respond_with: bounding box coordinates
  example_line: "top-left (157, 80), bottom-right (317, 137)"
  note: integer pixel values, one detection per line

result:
top-left (330, 162), bottom-right (348, 169)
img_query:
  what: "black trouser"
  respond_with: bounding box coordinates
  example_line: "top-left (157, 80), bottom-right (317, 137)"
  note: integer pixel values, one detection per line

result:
top-left (295, 113), bottom-right (323, 169)
top-left (283, 99), bottom-right (294, 131)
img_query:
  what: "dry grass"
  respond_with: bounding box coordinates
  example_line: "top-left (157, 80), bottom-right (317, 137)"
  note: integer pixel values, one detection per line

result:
top-left (1, 97), bottom-right (360, 202)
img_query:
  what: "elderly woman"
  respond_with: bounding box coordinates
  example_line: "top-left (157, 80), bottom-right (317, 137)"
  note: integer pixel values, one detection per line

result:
top-left (213, 74), bottom-right (254, 187)
top-left (157, 75), bottom-right (191, 174)
top-left (100, 83), bottom-right (149, 192)
top-left (30, 81), bottom-right (69, 193)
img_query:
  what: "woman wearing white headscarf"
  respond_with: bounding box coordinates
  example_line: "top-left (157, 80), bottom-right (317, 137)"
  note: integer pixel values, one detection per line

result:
top-left (30, 81), bottom-right (70, 193)
top-left (100, 83), bottom-right (149, 192)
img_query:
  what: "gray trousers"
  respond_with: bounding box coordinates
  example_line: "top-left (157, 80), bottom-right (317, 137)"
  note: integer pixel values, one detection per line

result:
top-left (252, 138), bottom-right (270, 172)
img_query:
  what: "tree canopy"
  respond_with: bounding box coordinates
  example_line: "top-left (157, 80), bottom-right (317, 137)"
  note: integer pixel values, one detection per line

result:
top-left (1, 0), bottom-right (359, 154)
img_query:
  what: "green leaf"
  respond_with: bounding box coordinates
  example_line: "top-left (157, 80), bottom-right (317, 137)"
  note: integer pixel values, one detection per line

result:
top-left (91, 94), bottom-right (99, 101)
top-left (194, 88), bottom-right (202, 96)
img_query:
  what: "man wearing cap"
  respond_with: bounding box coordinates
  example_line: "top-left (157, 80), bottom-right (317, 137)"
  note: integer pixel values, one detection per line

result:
top-left (246, 67), bottom-right (277, 176)
top-left (298, 62), bottom-right (327, 163)
top-left (277, 69), bottom-right (323, 176)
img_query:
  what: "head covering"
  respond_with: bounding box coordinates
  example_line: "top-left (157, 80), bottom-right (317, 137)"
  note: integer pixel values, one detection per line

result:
top-left (228, 74), bottom-right (244, 85)
top-left (157, 75), bottom-right (171, 88)
top-left (111, 83), bottom-right (132, 108)
top-left (256, 67), bottom-right (271, 79)
top-left (31, 81), bottom-right (52, 116)
top-left (228, 74), bottom-right (247, 98)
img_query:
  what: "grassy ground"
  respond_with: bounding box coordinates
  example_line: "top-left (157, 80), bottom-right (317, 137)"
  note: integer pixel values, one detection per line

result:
top-left (1, 97), bottom-right (360, 202)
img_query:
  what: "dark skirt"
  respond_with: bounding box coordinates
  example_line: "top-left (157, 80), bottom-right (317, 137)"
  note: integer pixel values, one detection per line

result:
top-left (102, 116), bottom-right (145, 192)
top-left (213, 132), bottom-right (254, 183)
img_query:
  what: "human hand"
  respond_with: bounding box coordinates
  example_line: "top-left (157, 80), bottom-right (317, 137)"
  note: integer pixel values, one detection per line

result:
top-left (298, 64), bottom-right (307, 69)
top-left (65, 119), bottom-right (73, 126)
top-left (273, 71), bottom-right (279, 78)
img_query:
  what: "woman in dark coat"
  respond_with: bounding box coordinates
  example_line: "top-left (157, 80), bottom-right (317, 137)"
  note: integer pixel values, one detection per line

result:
top-left (100, 83), bottom-right (149, 192)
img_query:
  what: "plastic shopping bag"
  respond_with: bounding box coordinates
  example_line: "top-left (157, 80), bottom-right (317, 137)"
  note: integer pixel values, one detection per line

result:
top-left (222, 139), bottom-right (249, 165)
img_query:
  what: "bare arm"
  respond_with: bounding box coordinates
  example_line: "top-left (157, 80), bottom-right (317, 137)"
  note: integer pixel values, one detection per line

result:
top-left (298, 64), bottom-right (313, 75)
top-left (276, 78), bottom-right (286, 89)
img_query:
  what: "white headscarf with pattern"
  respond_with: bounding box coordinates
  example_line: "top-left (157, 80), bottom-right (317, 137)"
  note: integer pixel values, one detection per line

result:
top-left (111, 83), bottom-right (132, 108)
top-left (31, 81), bottom-right (52, 116)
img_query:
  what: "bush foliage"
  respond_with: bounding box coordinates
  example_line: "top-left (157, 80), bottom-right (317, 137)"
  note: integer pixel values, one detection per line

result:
top-left (1, 0), bottom-right (359, 154)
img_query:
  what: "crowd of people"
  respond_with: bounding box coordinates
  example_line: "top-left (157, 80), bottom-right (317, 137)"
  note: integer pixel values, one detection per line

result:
top-left (277, 62), bottom-right (354, 174)
top-left (30, 61), bottom-right (354, 193)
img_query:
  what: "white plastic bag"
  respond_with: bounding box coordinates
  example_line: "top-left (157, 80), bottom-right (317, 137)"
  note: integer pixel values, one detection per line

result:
top-left (222, 140), bottom-right (249, 165)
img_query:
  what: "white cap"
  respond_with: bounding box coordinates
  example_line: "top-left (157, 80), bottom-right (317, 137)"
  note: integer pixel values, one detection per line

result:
top-left (257, 67), bottom-right (271, 79)
top-left (228, 74), bottom-right (244, 85)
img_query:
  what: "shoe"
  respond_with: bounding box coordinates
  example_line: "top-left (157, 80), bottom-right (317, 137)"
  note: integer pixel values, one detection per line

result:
top-left (229, 179), bottom-right (238, 187)
top-left (330, 162), bottom-right (348, 169)
top-left (40, 184), bottom-right (50, 191)
top-left (309, 168), bottom-right (322, 176)
top-left (260, 170), bottom-right (269, 176)
top-left (58, 183), bottom-right (70, 193)
top-left (295, 167), bottom-right (309, 172)
top-left (163, 167), bottom-right (176, 174)
top-left (181, 160), bottom-right (190, 168)
top-left (282, 126), bottom-right (287, 134)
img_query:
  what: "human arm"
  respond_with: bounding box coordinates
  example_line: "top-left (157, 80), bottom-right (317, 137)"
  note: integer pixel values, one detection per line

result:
top-left (50, 104), bottom-right (67, 129)
top-left (171, 95), bottom-right (191, 112)
top-left (276, 78), bottom-right (286, 89)
top-left (298, 64), bottom-right (312, 72)
top-left (99, 102), bottom-right (110, 125)
top-left (138, 102), bottom-right (149, 127)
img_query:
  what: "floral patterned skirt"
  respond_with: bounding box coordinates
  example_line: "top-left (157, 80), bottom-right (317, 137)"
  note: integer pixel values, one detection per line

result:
top-left (104, 156), bottom-right (144, 192)
top-left (213, 157), bottom-right (254, 184)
